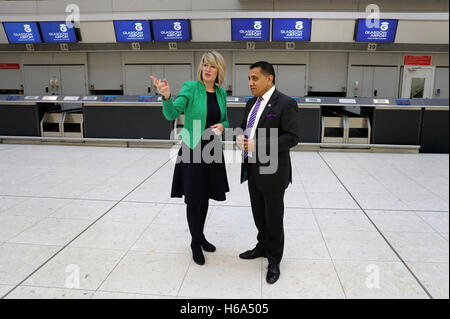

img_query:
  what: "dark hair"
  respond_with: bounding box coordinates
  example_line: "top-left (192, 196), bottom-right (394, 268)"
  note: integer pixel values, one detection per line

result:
top-left (250, 61), bottom-right (276, 84)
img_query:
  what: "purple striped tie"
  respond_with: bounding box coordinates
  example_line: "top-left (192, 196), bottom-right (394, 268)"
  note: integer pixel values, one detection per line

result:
top-left (244, 97), bottom-right (263, 158)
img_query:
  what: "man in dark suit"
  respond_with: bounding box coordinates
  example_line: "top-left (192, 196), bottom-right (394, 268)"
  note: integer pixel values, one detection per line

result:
top-left (236, 61), bottom-right (300, 284)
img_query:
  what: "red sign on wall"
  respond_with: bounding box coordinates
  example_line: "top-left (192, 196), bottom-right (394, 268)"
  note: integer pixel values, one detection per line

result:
top-left (0, 63), bottom-right (20, 69)
top-left (404, 56), bottom-right (432, 66)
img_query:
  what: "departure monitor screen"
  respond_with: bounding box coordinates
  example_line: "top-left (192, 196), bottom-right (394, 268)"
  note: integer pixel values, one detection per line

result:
top-left (272, 19), bottom-right (312, 41)
top-left (152, 20), bottom-right (191, 42)
top-left (3, 22), bottom-right (42, 43)
top-left (39, 21), bottom-right (78, 43)
top-left (231, 19), bottom-right (270, 41)
top-left (355, 19), bottom-right (398, 42)
top-left (114, 20), bottom-right (152, 42)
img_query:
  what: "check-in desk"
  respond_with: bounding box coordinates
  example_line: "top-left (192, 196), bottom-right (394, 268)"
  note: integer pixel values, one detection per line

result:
top-left (83, 95), bottom-right (171, 139)
top-left (0, 94), bottom-right (83, 137)
top-left (420, 99), bottom-right (449, 153)
top-left (0, 95), bottom-right (44, 136)
top-left (225, 96), bottom-right (247, 131)
top-left (0, 94), bottom-right (448, 153)
top-left (358, 98), bottom-right (423, 146)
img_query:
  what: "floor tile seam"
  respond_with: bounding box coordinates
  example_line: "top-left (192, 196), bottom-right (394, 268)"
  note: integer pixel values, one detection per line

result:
top-left (413, 211), bottom-right (450, 237)
top-left (389, 163), bottom-right (449, 202)
top-left (14, 283), bottom-right (97, 293)
top-left (311, 202), bottom-right (348, 299)
top-left (0, 156), bottom-right (173, 300)
top-left (0, 145), bottom-right (18, 152)
top-left (378, 230), bottom-right (450, 237)
top-left (2, 216), bottom-right (50, 245)
top-left (0, 194), bottom-right (118, 203)
top-left (92, 288), bottom-right (175, 298)
top-left (93, 202), bottom-right (171, 295)
top-left (332, 155), bottom-right (412, 206)
top-left (73, 150), bottom-right (166, 199)
top-left (4, 285), bottom-right (174, 300)
top-left (317, 152), bottom-right (434, 299)
top-left (0, 197), bottom-right (29, 213)
top-left (126, 249), bottom-right (333, 260)
top-left (291, 159), bottom-right (309, 194)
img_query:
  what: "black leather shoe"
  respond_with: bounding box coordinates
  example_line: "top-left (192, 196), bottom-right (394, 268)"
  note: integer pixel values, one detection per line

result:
top-left (191, 243), bottom-right (205, 265)
top-left (201, 238), bottom-right (216, 252)
top-left (266, 264), bottom-right (280, 284)
top-left (239, 247), bottom-right (266, 259)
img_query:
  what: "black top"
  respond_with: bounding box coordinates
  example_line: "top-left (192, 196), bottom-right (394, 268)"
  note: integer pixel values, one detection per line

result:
top-left (206, 91), bottom-right (221, 128)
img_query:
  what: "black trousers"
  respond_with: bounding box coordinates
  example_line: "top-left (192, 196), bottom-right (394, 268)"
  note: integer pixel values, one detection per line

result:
top-left (186, 200), bottom-right (209, 245)
top-left (248, 169), bottom-right (286, 265)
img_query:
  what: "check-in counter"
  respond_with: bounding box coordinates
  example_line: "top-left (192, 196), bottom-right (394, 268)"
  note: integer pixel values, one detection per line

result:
top-left (296, 97), bottom-right (322, 143)
top-left (0, 95), bottom-right (42, 136)
top-left (225, 96), bottom-right (247, 131)
top-left (420, 99), bottom-right (449, 153)
top-left (82, 95), bottom-right (171, 139)
top-left (0, 94), bottom-right (448, 153)
top-left (358, 98), bottom-right (424, 146)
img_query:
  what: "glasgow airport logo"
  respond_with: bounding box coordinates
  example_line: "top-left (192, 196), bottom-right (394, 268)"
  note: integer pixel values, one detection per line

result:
top-left (295, 21), bottom-right (304, 30)
top-left (254, 21), bottom-right (262, 30)
top-left (135, 22), bottom-right (143, 31)
top-left (59, 24), bottom-right (68, 32)
top-left (380, 22), bottom-right (389, 31)
top-left (24, 24), bottom-right (32, 33)
top-left (174, 22), bottom-right (182, 31)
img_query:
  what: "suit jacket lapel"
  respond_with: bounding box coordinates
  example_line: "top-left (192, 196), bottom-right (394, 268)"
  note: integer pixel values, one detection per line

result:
top-left (256, 89), bottom-right (279, 130)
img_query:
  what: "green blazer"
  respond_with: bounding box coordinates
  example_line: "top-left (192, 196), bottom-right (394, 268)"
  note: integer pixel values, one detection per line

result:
top-left (162, 80), bottom-right (229, 150)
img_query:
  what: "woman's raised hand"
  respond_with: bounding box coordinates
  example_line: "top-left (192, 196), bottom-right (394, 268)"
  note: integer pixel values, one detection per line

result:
top-left (150, 75), bottom-right (171, 100)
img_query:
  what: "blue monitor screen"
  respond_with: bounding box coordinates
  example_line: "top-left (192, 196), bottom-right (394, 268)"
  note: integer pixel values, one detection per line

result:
top-left (152, 20), bottom-right (190, 42)
top-left (232, 19), bottom-right (270, 41)
top-left (39, 21), bottom-right (78, 43)
top-left (3, 22), bottom-right (42, 43)
top-left (272, 19), bottom-right (312, 41)
top-left (113, 20), bottom-right (152, 42)
top-left (355, 19), bottom-right (398, 42)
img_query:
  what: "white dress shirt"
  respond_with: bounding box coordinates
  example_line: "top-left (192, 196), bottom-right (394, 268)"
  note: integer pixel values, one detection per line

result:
top-left (246, 85), bottom-right (275, 157)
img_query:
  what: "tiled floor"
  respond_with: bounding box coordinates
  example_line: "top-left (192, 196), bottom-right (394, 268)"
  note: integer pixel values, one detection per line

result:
top-left (0, 144), bottom-right (448, 299)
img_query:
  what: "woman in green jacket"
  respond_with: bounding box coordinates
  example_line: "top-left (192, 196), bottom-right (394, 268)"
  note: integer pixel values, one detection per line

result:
top-left (151, 51), bottom-right (230, 265)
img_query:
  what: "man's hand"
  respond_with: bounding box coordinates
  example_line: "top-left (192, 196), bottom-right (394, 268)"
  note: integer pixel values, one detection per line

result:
top-left (244, 137), bottom-right (255, 153)
top-left (211, 123), bottom-right (225, 136)
top-left (236, 135), bottom-right (245, 150)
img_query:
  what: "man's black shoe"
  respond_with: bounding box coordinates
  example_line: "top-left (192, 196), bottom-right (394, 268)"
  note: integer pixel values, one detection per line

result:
top-left (239, 247), bottom-right (266, 259)
top-left (266, 264), bottom-right (280, 284)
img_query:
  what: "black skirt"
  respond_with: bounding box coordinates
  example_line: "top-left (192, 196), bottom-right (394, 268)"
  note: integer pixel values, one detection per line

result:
top-left (171, 134), bottom-right (230, 204)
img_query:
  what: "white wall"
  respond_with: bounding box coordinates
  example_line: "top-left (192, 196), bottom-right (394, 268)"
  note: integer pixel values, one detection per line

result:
top-left (88, 52), bottom-right (123, 90)
top-left (311, 20), bottom-right (356, 42)
top-left (396, 21), bottom-right (450, 44)
top-left (309, 52), bottom-right (348, 92)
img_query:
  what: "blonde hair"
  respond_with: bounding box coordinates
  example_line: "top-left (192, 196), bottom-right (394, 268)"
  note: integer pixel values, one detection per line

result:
top-left (197, 51), bottom-right (226, 86)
